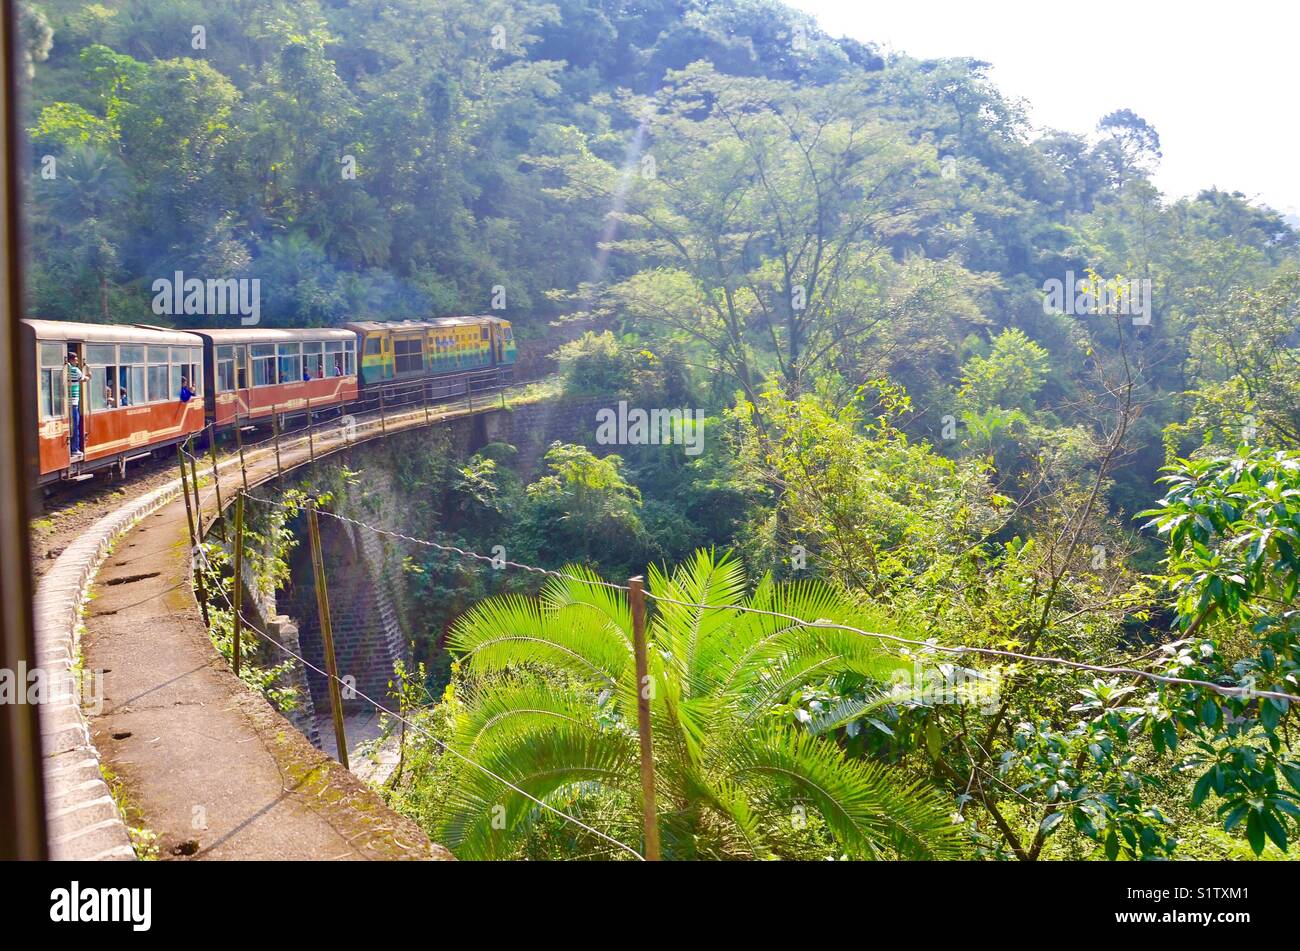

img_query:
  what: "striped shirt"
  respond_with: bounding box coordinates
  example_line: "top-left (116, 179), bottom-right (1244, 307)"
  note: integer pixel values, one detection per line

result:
top-left (67, 364), bottom-right (85, 401)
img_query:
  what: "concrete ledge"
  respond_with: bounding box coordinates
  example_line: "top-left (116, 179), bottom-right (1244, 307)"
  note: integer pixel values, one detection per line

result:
top-left (34, 472), bottom-right (191, 860)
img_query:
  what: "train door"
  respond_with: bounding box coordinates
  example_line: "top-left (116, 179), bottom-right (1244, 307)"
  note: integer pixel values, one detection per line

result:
top-left (66, 340), bottom-right (86, 459)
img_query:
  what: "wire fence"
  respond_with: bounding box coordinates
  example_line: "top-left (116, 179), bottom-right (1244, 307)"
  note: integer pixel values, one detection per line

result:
top-left (188, 540), bottom-right (646, 860)
top-left (231, 491), bottom-right (1300, 705)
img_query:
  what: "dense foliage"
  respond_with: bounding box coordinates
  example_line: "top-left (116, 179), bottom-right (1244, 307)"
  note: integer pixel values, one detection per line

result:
top-left (27, 0), bottom-right (1300, 860)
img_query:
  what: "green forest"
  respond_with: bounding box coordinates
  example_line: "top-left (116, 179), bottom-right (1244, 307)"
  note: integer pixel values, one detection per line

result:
top-left (23, 0), bottom-right (1300, 860)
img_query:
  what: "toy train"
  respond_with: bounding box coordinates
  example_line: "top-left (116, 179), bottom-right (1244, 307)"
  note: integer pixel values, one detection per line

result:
top-left (22, 316), bottom-right (516, 485)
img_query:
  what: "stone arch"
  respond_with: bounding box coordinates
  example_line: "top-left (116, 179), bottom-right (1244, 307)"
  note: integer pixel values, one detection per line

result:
top-left (283, 510), bottom-right (406, 720)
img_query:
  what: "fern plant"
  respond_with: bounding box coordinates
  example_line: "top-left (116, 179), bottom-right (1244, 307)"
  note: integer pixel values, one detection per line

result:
top-left (437, 549), bottom-right (962, 860)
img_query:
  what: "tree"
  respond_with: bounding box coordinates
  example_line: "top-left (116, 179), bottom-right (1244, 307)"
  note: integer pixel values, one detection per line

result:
top-left (435, 549), bottom-right (962, 859)
top-left (1095, 108), bottom-right (1162, 189)
top-left (542, 61), bottom-right (946, 402)
top-left (519, 442), bottom-right (645, 570)
top-left (1171, 271), bottom-right (1300, 451)
top-left (959, 327), bottom-right (1052, 413)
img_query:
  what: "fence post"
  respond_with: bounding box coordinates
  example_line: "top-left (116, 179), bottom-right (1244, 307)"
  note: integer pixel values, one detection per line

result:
top-left (235, 417), bottom-right (248, 493)
top-left (308, 502), bottom-right (349, 770)
top-left (627, 576), bottom-right (660, 860)
top-left (187, 443), bottom-right (204, 538)
top-left (379, 387), bottom-right (387, 434)
top-left (272, 405), bottom-right (282, 476)
top-left (232, 492), bottom-right (244, 678)
top-left (423, 382), bottom-right (430, 424)
top-left (178, 443), bottom-right (196, 551)
top-left (178, 443), bottom-right (210, 627)
top-left (207, 423), bottom-right (226, 542)
top-left (468, 377), bottom-right (475, 413)
top-left (306, 396), bottom-right (314, 461)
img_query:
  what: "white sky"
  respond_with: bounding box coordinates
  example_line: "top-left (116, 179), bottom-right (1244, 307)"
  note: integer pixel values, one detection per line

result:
top-left (787, 0), bottom-right (1300, 217)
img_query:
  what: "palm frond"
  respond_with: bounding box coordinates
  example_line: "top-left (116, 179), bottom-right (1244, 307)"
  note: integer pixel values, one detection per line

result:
top-left (648, 549), bottom-right (746, 694)
top-left (716, 577), bottom-right (903, 691)
top-left (438, 726), bottom-right (639, 860)
top-left (726, 727), bottom-right (963, 860)
top-left (453, 679), bottom-right (600, 755)
top-left (448, 592), bottom-right (630, 686)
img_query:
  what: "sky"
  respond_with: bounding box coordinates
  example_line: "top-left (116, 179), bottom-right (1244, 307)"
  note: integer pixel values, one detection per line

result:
top-left (786, 0), bottom-right (1300, 219)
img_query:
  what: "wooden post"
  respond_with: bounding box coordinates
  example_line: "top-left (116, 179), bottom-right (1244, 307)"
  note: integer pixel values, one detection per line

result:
top-left (271, 405), bottom-right (282, 476)
top-left (306, 396), bottom-right (315, 461)
top-left (235, 417), bottom-right (248, 493)
top-left (468, 377), bottom-right (475, 412)
top-left (308, 503), bottom-right (349, 769)
top-left (378, 387), bottom-right (386, 434)
top-left (187, 443), bottom-right (204, 538)
top-left (232, 492), bottom-right (245, 678)
top-left (627, 576), bottom-right (660, 860)
top-left (207, 424), bottom-right (226, 542)
top-left (423, 382), bottom-right (430, 424)
top-left (178, 444), bottom-right (210, 627)
top-left (178, 444), bottom-right (197, 552)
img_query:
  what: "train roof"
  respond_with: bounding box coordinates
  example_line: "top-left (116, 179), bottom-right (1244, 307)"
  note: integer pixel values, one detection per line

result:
top-left (346, 316), bottom-right (509, 333)
top-left (161, 326), bottom-right (357, 344)
top-left (24, 319), bottom-right (203, 347)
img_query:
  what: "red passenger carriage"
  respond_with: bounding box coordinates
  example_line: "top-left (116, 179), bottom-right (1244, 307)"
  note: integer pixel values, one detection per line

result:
top-left (189, 328), bottom-right (358, 428)
top-left (23, 320), bottom-right (206, 485)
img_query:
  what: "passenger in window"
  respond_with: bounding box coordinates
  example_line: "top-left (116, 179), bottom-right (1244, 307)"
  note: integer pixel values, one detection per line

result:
top-left (104, 385), bottom-right (117, 408)
top-left (118, 387), bottom-right (130, 407)
top-left (179, 377), bottom-right (194, 403)
top-left (333, 357), bottom-right (343, 376)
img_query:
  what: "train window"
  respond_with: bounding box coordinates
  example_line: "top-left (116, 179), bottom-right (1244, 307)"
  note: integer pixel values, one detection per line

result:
top-left (277, 343), bottom-right (303, 382)
top-left (146, 346), bottom-right (168, 402)
top-left (394, 337), bottom-right (424, 374)
top-left (85, 344), bottom-right (117, 411)
top-left (188, 348), bottom-right (202, 395)
top-left (119, 365), bottom-right (144, 408)
top-left (251, 344), bottom-right (276, 386)
top-left (116, 346), bottom-right (145, 407)
top-left (364, 337), bottom-right (381, 355)
top-left (38, 343), bottom-right (65, 419)
top-left (89, 366), bottom-right (111, 410)
top-left (147, 365), bottom-right (168, 403)
top-left (303, 341), bottom-right (324, 379)
top-left (324, 340), bottom-right (341, 376)
top-left (481, 327), bottom-right (489, 340)
top-left (87, 344), bottom-right (116, 364)
top-left (40, 342), bottom-right (63, 367)
top-left (216, 346), bottom-right (237, 392)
